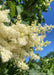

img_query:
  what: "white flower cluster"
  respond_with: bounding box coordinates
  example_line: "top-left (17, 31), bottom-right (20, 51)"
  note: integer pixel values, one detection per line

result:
top-left (43, 0), bottom-right (53, 6)
top-left (0, 5), bottom-right (54, 70)
top-left (0, 9), bottom-right (10, 23)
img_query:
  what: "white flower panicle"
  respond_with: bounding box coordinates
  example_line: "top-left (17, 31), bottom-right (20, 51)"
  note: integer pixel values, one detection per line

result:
top-left (0, 5), bottom-right (2, 9)
top-left (1, 49), bottom-right (12, 62)
top-left (18, 61), bottom-right (29, 70)
top-left (0, 9), bottom-right (10, 23)
top-left (0, 3), bottom-right (54, 70)
top-left (43, 0), bottom-right (53, 6)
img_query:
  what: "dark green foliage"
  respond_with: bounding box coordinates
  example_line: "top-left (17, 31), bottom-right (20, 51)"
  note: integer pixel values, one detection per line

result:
top-left (44, 52), bottom-right (54, 58)
top-left (0, 0), bottom-right (51, 25)
top-left (0, 57), bottom-right (29, 75)
top-left (0, 52), bottom-right (54, 75)
top-left (27, 54), bottom-right (54, 75)
top-left (0, 0), bottom-right (3, 4)
top-left (37, 56), bottom-right (54, 75)
top-left (6, 1), bottom-right (16, 18)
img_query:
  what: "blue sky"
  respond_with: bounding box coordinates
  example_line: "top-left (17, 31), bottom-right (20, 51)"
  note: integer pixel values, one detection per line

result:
top-left (34, 1), bottom-right (54, 57)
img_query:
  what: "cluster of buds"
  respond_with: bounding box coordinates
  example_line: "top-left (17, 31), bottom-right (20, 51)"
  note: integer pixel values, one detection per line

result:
top-left (43, 0), bottom-right (53, 6)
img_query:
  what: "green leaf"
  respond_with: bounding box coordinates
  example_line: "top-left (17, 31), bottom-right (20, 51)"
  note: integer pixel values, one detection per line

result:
top-left (4, 22), bottom-right (11, 26)
top-left (49, 5), bottom-right (51, 10)
top-left (1, 4), bottom-right (7, 10)
top-left (16, 5), bottom-right (23, 15)
top-left (7, 1), bottom-right (16, 17)
top-left (17, 0), bottom-right (21, 2)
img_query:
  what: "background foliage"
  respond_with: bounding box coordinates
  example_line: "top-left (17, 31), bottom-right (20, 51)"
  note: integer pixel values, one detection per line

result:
top-left (0, 52), bottom-right (54, 75)
top-left (0, 0), bottom-right (51, 25)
